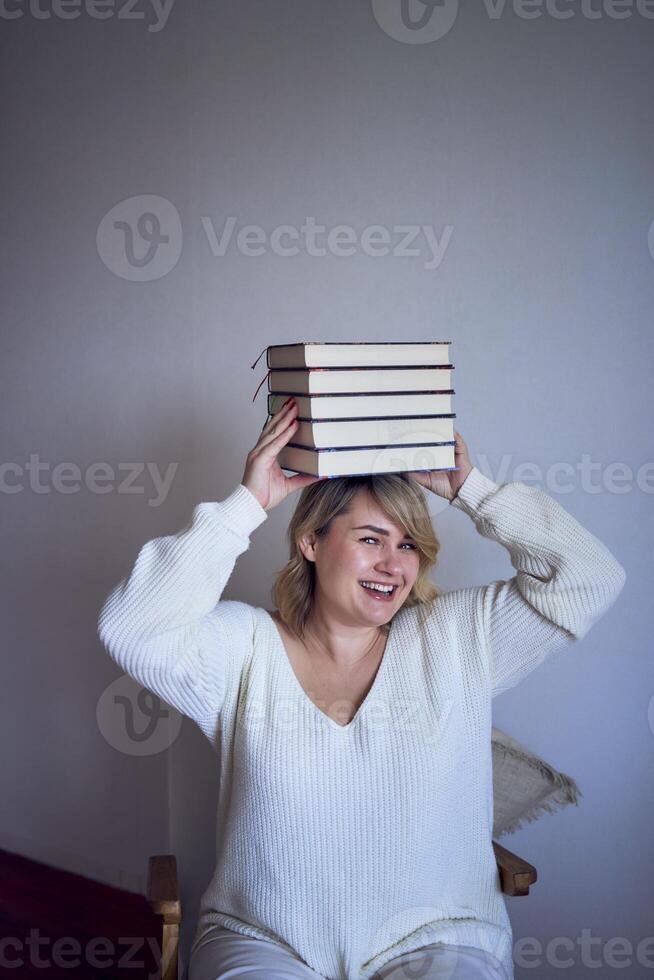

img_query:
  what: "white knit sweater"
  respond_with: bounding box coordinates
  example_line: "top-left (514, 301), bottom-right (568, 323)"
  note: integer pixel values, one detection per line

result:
top-left (97, 466), bottom-right (626, 980)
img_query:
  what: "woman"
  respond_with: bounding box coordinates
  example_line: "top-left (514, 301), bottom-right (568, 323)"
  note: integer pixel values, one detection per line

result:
top-left (97, 397), bottom-right (626, 980)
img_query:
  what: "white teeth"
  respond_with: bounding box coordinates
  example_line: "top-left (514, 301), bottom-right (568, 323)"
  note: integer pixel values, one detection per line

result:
top-left (360, 581), bottom-right (394, 594)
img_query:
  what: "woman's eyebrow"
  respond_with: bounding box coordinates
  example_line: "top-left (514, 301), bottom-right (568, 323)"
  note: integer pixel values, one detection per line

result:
top-left (351, 524), bottom-right (414, 540)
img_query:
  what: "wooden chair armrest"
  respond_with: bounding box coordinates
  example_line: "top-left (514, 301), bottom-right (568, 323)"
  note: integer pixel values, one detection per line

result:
top-left (492, 840), bottom-right (537, 896)
top-left (147, 854), bottom-right (181, 924)
top-left (148, 855), bottom-right (181, 980)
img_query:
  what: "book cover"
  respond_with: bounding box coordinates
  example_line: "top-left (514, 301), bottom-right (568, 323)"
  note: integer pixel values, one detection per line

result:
top-left (290, 415), bottom-right (456, 449)
top-left (268, 366), bottom-right (455, 396)
top-left (277, 441), bottom-right (456, 478)
top-left (267, 341), bottom-right (452, 369)
top-left (267, 391), bottom-right (455, 420)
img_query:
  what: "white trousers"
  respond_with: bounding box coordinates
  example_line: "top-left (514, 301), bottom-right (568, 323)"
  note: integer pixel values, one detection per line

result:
top-left (188, 926), bottom-right (510, 980)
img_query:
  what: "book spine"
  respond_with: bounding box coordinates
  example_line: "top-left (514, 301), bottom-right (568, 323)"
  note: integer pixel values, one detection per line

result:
top-left (285, 441), bottom-right (456, 453)
top-left (270, 364), bottom-right (455, 372)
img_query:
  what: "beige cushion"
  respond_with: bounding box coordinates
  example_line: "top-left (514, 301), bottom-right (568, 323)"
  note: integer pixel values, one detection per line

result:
top-left (492, 727), bottom-right (581, 839)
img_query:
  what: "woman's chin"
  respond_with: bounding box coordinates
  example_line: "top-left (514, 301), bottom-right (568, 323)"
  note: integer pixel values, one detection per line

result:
top-left (356, 591), bottom-right (398, 621)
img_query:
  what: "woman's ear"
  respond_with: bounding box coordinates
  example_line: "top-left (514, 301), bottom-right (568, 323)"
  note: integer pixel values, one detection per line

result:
top-left (298, 532), bottom-right (318, 563)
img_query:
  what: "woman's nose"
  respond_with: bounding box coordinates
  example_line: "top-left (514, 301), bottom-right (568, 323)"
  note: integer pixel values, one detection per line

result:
top-left (374, 554), bottom-right (403, 576)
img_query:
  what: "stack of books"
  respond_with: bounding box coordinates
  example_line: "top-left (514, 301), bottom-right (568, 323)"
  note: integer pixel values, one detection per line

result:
top-left (265, 342), bottom-right (457, 478)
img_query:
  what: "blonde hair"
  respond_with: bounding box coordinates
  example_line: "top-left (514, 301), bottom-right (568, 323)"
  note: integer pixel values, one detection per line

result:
top-left (271, 474), bottom-right (441, 639)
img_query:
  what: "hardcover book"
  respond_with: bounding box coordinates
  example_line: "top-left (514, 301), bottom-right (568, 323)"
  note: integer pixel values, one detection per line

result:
top-left (263, 342), bottom-right (458, 477)
top-left (291, 416), bottom-right (455, 449)
top-left (267, 391), bottom-right (455, 420)
top-left (267, 341), bottom-right (451, 369)
top-left (268, 366), bottom-right (454, 395)
top-left (277, 442), bottom-right (456, 478)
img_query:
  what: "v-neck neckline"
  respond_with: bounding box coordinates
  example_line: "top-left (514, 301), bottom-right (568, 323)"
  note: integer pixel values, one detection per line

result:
top-left (261, 607), bottom-right (400, 733)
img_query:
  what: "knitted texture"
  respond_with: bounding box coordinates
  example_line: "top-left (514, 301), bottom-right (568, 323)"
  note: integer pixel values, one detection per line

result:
top-left (97, 467), bottom-right (626, 980)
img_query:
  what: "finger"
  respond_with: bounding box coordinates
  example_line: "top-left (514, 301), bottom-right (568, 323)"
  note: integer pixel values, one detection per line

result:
top-left (271, 398), bottom-right (295, 420)
top-left (255, 403), bottom-right (296, 447)
top-left (287, 473), bottom-right (322, 492)
top-left (405, 471), bottom-right (429, 487)
top-left (260, 399), bottom-right (294, 435)
top-left (256, 412), bottom-right (298, 454)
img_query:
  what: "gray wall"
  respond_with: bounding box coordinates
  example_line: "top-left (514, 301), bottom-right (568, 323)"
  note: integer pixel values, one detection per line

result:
top-left (1, 2), bottom-right (652, 977)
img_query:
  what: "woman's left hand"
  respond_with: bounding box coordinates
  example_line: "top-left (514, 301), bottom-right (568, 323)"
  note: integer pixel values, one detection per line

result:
top-left (407, 430), bottom-right (474, 501)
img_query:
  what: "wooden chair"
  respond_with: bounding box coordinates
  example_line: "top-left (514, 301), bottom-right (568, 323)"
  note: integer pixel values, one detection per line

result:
top-left (0, 846), bottom-right (169, 979)
top-left (492, 840), bottom-right (537, 897)
top-left (148, 855), bottom-right (182, 980)
top-left (146, 844), bottom-right (535, 979)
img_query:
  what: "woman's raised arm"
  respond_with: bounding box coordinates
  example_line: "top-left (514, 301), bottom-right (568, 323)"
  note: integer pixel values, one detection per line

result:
top-left (97, 486), bottom-right (269, 728)
top-left (449, 465), bottom-right (627, 697)
top-left (97, 397), bottom-right (319, 731)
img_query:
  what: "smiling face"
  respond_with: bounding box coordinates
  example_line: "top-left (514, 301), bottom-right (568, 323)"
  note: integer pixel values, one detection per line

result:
top-left (298, 487), bottom-right (421, 628)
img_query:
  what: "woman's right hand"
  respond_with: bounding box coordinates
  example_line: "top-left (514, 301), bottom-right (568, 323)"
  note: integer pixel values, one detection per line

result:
top-left (241, 398), bottom-right (322, 511)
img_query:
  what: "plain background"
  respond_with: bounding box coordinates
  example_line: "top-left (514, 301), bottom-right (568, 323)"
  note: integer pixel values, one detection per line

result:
top-left (1, 2), bottom-right (652, 977)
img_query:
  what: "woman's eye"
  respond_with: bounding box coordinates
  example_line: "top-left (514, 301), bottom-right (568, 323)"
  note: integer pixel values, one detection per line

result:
top-left (360, 536), bottom-right (416, 550)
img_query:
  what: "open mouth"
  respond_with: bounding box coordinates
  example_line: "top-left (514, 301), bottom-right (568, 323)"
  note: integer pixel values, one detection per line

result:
top-left (359, 581), bottom-right (397, 601)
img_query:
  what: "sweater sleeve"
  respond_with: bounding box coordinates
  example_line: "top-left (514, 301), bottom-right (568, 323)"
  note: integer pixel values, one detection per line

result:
top-left (97, 484), bottom-right (268, 725)
top-left (450, 466), bottom-right (627, 698)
